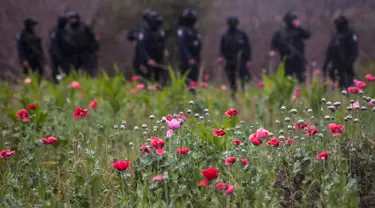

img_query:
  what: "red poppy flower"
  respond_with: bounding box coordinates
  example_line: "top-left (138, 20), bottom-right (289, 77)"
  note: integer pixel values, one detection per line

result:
top-left (151, 136), bottom-right (165, 155)
top-left (353, 80), bottom-right (367, 89)
top-left (40, 136), bottom-right (58, 144)
top-left (315, 69), bottom-right (322, 75)
top-left (226, 185), bottom-right (235, 195)
top-left (225, 157), bottom-right (236, 166)
top-left (216, 183), bottom-right (235, 195)
top-left (295, 122), bottom-right (310, 131)
top-left (256, 128), bottom-right (269, 139)
top-left (305, 125), bottom-right (319, 136)
top-left (250, 133), bottom-right (262, 146)
top-left (216, 182), bottom-right (229, 191)
top-left (0, 150), bottom-right (16, 159)
top-left (28, 104), bottom-right (36, 110)
top-left (200, 82), bottom-right (208, 88)
top-left (348, 86), bottom-right (360, 94)
top-left (257, 81), bottom-right (264, 88)
top-left (285, 138), bottom-right (296, 145)
top-left (141, 145), bottom-right (152, 153)
top-left (241, 158), bottom-right (249, 165)
top-left (88, 100), bottom-right (98, 109)
top-left (365, 74), bottom-right (375, 81)
top-left (70, 81), bottom-right (81, 89)
top-left (204, 74), bottom-right (210, 81)
top-left (225, 108), bottom-right (238, 118)
top-left (369, 99), bottom-right (375, 107)
top-left (152, 174), bottom-right (163, 182)
top-left (16, 109), bottom-right (30, 122)
top-left (189, 81), bottom-right (197, 89)
top-left (350, 101), bottom-right (360, 109)
top-left (137, 84), bottom-right (145, 90)
top-left (166, 114), bottom-right (187, 123)
top-left (232, 140), bottom-right (242, 146)
top-left (328, 124), bottom-right (344, 137)
top-left (316, 151), bottom-right (329, 160)
top-left (213, 129), bottom-right (226, 137)
top-left (130, 89), bottom-right (137, 94)
top-left (132, 75), bottom-right (139, 82)
top-left (73, 108), bottom-right (88, 118)
top-left (177, 147), bottom-right (189, 155)
top-left (198, 167), bottom-right (219, 186)
top-left (113, 160), bottom-right (131, 171)
top-left (24, 77), bottom-right (32, 84)
top-left (266, 138), bottom-right (280, 147)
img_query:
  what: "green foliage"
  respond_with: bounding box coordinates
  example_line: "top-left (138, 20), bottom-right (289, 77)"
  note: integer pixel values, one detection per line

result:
top-left (263, 60), bottom-right (296, 108)
top-left (1, 70), bottom-right (375, 207)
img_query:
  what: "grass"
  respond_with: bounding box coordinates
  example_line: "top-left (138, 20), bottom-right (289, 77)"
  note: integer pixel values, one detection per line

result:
top-left (0, 67), bottom-right (375, 208)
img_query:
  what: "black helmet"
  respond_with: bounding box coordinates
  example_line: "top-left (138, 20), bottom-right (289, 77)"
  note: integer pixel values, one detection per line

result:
top-left (227, 16), bottom-right (239, 27)
top-left (66, 11), bottom-right (80, 20)
top-left (57, 14), bottom-right (68, 28)
top-left (334, 15), bottom-right (348, 27)
top-left (181, 9), bottom-right (197, 26)
top-left (24, 17), bottom-right (38, 27)
top-left (142, 9), bottom-right (153, 21)
top-left (334, 15), bottom-right (349, 32)
top-left (147, 11), bottom-right (160, 29)
top-left (283, 11), bottom-right (298, 24)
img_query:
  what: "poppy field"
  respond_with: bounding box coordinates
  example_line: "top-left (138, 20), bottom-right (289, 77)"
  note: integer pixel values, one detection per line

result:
top-left (1, 69), bottom-right (375, 207)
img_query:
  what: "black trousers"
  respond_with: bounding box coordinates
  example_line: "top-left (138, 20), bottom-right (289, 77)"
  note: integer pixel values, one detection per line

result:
top-left (67, 52), bottom-right (98, 77)
top-left (23, 58), bottom-right (44, 77)
top-left (134, 59), bottom-right (168, 87)
top-left (284, 57), bottom-right (306, 83)
top-left (51, 55), bottom-right (70, 83)
top-left (180, 60), bottom-right (200, 84)
top-left (329, 61), bottom-right (355, 89)
top-left (224, 60), bottom-right (251, 93)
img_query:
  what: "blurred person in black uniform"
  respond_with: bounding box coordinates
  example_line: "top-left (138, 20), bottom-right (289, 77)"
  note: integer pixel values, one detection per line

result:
top-left (136, 11), bottom-right (168, 86)
top-left (218, 16), bottom-right (252, 99)
top-left (322, 15), bottom-right (358, 89)
top-left (177, 9), bottom-right (202, 93)
top-left (269, 11), bottom-right (311, 83)
top-left (49, 14), bottom-right (69, 83)
top-left (65, 11), bottom-right (100, 76)
top-left (17, 18), bottom-right (45, 79)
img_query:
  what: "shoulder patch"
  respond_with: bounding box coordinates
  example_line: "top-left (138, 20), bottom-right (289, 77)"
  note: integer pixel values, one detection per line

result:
top-left (177, 29), bottom-right (183, 37)
top-left (51, 32), bottom-right (56, 39)
top-left (160, 30), bottom-right (165, 37)
top-left (16, 33), bottom-right (20, 40)
top-left (138, 32), bottom-right (144, 40)
top-left (353, 34), bottom-right (358, 41)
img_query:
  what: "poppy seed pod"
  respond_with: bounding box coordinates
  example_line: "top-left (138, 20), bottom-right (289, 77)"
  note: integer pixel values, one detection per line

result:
top-left (333, 102), bottom-right (341, 107)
